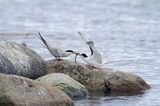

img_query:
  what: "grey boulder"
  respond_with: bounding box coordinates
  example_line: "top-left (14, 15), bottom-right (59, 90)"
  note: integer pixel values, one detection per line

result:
top-left (0, 73), bottom-right (73, 106)
top-left (0, 39), bottom-right (47, 79)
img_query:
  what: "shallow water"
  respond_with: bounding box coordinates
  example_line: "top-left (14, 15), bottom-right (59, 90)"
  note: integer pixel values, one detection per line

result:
top-left (0, 0), bottom-right (160, 105)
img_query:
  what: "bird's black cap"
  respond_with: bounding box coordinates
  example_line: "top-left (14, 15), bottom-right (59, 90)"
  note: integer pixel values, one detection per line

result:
top-left (66, 50), bottom-right (74, 52)
top-left (87, 41), bottom-right (94, 45)
top-left (81, 53), bottom-right (88, 57)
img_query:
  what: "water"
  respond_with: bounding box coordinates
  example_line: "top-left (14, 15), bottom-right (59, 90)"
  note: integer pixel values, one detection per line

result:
top-left (0, 0), bottom-right (160, 105)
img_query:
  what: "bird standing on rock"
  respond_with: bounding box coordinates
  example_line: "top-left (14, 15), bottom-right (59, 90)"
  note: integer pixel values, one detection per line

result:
top-left (37, 32), bottom-right (77, 60)
top-left (78, 53), bottom-right (103, 68)
top-left (78, 32), bottom-right (102, 64)
top-left (77, 53), bottom-right (112, 68)
top-left (76, 32), bottom-right (103, 68)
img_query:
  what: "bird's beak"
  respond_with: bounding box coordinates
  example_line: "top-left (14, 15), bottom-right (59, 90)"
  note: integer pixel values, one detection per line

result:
top-left (74, 55), bottom-right (78, 64)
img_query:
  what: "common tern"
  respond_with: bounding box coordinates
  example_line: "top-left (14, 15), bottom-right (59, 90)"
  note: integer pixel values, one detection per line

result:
top-left (37, 32), bottom-right (76, 59)
top-left (78, 53), bottom-right (103, 68)
top-left (78, 32), bottom-right (102, 64)
top-left (77, 53), bottom-right (113, 68)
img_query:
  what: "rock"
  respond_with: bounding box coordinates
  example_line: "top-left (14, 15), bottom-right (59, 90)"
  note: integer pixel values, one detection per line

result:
top-left (0, 73), bottom-right (73, 106)
top-left (0, 39), bottom-right (47, 79)
top-left (37, 73), bottom-right (89, 99)
top-left (47, 59), bottom-right (151, 93)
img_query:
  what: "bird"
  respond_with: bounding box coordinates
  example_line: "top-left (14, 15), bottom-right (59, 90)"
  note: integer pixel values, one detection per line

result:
top-left (77, 53), bottom-right (114, 68)
top-left (77, 53), bottom-right (103, 68)
top-left (37, 32), bottom-right (77, 59)
top-left (78, 32), bottom-right (102, 64)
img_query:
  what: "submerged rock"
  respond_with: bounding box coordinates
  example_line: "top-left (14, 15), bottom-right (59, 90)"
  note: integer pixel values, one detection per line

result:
top-left (0, 39), bottom-right (47, 79)
top-left (37, 73), bottom-right (89, 99)
top-left (0, 73), bottom-right (73, 106)
top-left (47, 59), bottom-right (150, 93)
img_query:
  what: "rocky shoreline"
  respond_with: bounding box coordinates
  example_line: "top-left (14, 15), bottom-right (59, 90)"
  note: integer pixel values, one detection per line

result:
top-left (0, 39), bottom-right (150, 106)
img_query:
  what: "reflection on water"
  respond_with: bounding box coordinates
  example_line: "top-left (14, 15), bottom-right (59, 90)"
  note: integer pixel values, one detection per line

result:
top-left (0, 0), bottom-right (160, 105)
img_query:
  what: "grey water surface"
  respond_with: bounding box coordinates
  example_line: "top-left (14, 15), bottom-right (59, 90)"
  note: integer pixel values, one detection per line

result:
top-left (0, 0), bottom-right (160, 106)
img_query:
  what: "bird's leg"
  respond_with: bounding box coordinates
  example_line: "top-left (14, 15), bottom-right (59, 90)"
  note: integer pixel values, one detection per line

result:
top-left (86, 65), bottom-right (97, 69)
top-left (55, 57), bottom-right (62, 61)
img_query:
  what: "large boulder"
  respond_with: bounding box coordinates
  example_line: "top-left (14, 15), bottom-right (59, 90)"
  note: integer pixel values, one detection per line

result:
top-left (47, 59), bottom-right (150, 93)
top-left (0, 39), bottom-right (47, 79)
top-left (0, 73), bottom-right (73, 106)
top-left (37, 73), bottom-right (89, 99)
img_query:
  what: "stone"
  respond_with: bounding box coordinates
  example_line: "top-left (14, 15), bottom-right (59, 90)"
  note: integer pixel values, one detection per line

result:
top-left (0, 73), bottom-right (73, 106)
top-left (0, 39), bottom-right (47, 79)
top-left (37, 73), bottom-right (89, 99)
top-left (47, 59), bottom-right (151, 93)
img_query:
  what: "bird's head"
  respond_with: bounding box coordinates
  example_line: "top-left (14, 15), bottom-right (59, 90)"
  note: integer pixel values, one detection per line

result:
top-left (65, 50), bottom-right (74, 53)
top-left (81, 53), bottom-right (88, 58)
top-left (65, 50), bottom-right (79, 55)
top-left (86, 41), bottom-right (94, 45)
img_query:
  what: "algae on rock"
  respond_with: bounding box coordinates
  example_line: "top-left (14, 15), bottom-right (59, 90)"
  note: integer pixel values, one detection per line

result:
top-left (37, 73), bottom-right (89, 99)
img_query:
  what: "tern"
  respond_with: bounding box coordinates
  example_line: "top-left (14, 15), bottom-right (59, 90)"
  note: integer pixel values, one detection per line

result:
top-left (78, 32), bottom-right (102, 64)
top-left (78, 53), bottom-right (103, 68)
top-left (37, 32), bottom-right (76, 59)
top-left (77, 53), bottom-right (112, 68)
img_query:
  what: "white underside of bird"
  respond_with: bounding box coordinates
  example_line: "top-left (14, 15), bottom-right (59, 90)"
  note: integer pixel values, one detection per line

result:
top-left (79, 54), bottom-right (103, 68)
top-left (79, 53), bottom-right (113, 68)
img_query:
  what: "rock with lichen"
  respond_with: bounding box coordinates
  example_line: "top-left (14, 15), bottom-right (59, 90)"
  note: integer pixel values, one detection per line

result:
top-left (37, 73), bottom-right (89, 99)
top-left (47, 59), bottom-right (151, 93)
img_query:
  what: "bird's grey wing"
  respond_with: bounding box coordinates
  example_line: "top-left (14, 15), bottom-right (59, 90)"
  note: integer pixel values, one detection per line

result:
top-left (78, 32), bottom-right (95, 56)
top-left (37, 32), bottom-right (50, 49)
top-left (78, 32), bottom-right (94, 45)
top-left (37, 32), bottom-right (60, 57)
top-left (89, 54), bottom-right (102, 64)
top-left (78, 32), bottom-right (89, 43)
top-left (93, 52), bottom-right (102, 64)
top-left (48, 48), bottom-right (61, 57)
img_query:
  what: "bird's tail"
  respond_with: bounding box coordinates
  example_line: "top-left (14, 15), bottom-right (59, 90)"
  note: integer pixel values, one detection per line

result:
top-left (78, 32), bottom-right (94, 44)
top-left (37, 32), bottom-right (49, 49)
